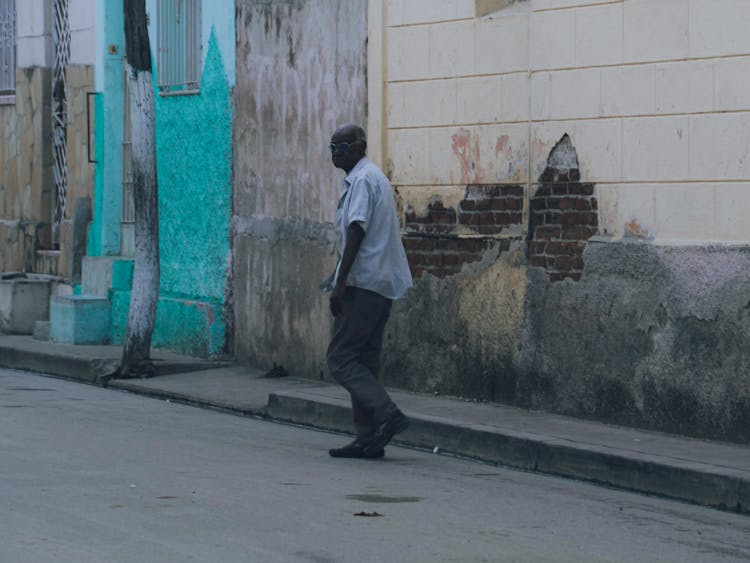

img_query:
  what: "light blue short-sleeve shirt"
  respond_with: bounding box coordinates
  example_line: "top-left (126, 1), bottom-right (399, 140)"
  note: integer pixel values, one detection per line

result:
top-left (334, 157), bottom-right (413, 300)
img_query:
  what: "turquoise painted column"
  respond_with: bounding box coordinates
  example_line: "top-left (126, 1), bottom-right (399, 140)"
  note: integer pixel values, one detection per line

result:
top-left (91, 0), bottom-right (124, 257)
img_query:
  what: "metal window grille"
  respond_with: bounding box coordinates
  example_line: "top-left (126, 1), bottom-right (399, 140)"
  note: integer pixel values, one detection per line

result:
top-left (0, 0), bottom-right (15, 94)
top-left (157, 0), bottom-right (201, 92)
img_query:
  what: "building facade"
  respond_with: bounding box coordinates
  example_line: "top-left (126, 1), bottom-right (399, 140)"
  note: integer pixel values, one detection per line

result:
top-left (373, 0), bottom-right (750, 442)
top-left (4, 0), bottom-right (748, 442)
top-left (102, 0), bottom-right (235, 356)
top-left (1, 0), bottom-right (234, 357)
top-left (233, 0), bottom-right (750, 443)
top-left (0, 0), bottom-right (95, 278)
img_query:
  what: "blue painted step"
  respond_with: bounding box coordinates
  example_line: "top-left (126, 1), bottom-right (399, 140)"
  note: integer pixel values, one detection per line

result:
top-left (50, 295), bottom-right (111, 345)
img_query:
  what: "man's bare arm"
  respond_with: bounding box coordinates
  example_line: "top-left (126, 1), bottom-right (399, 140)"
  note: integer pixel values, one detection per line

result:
top-left (330, 222), bottom-right (365, 316)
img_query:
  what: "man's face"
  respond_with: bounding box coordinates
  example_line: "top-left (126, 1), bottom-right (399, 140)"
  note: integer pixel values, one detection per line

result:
top-left (330, 129), bottom-right (364, 173)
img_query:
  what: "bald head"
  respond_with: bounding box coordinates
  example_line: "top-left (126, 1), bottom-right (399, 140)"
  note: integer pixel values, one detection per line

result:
top-left (330, 124), bottom-right (367, 173)
top-left (333, 124), bottom-right (366, 145)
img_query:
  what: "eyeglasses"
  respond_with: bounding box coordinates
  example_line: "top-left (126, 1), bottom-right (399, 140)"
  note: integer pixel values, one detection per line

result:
top-left (328, 141), bottom-right (359, 153)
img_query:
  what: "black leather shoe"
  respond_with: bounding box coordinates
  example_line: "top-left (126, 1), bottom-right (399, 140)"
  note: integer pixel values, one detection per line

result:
top-left (329, 440), bottom-right (385, 459)
top-left (363, 411), bottom-right (410, 457)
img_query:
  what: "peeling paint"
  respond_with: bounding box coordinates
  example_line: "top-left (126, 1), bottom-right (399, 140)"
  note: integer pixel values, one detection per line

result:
top-left (625, 218), bottom-right (650, 238)
top-left (546, 134), bottom-right (578, 174)
top-left (495, 135), bottom-right (511, 159)
top-left (451, 129), bottom-right (483, 184)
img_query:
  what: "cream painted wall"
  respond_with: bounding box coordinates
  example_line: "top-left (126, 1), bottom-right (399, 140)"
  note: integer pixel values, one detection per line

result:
top-left (15, 0), bottom-right (96, 68)
top-left (69, 0), bottom-right (96, 66)
top-left (15, 0), bottom-right (52, 68)
top-left (374, 0), bottom-right (750, 244)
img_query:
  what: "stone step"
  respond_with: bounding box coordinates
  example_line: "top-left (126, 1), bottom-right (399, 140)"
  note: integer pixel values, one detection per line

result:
top-left (82, 256), bottom-right (134, 297)
top-left (0, 275), bottom-right (53, 335)
top-left (33, 320), bottom-right (50, 341)
top-left (50, 295), bottom-right (111, 345)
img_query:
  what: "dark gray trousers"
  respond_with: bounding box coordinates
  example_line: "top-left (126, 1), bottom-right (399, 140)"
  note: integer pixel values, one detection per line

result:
top-left (327, 287), bottom-right (398, 440)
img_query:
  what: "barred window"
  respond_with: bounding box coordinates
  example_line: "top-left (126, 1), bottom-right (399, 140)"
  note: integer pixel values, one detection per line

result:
top-left (157, 0), bottom-right (201, 93)
top-left (0, 0), bottom-right (15, 96)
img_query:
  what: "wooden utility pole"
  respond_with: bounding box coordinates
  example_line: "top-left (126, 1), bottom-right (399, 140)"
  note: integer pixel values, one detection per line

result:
top-left (118, 0), bottom-right (159, 378)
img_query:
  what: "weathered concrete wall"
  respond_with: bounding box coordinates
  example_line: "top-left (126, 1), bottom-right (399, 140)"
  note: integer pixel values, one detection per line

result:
top-left (0, 68), bottom-right (53, 273)
top-left (233, 220), bottom-right (335, 376)
top-left (233, 0), bottom-right (367, 372)
top-left (520, 241), bottom-right (750, 443)
top-left (384, 242), bottom-right (527, 401)
top-left (230, 0), bottom-right (750, 442)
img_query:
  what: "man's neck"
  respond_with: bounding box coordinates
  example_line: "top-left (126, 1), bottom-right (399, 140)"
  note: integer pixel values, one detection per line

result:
top-left (344, 156), bottom-right (367, 174)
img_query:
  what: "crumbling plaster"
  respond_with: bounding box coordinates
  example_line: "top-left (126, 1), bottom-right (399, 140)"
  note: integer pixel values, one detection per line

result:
top-left (520, 242), bottom-right (750, 442)
top-left (384, 243), bottom-right (526, 401)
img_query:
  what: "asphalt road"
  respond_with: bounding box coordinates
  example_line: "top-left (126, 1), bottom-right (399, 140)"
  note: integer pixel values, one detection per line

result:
top-left (1, 368), bottom-right (749, 563)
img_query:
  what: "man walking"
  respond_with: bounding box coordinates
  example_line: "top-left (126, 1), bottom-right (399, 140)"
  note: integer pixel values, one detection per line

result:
top-left (326, 124), bottom-right (413, 459)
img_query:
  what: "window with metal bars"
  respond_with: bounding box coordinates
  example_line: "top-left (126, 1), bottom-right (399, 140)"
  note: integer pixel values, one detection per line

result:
top-left (0, 0), bottom-right (15, 97)
top-left (157, 0), bottom-right (201, 93)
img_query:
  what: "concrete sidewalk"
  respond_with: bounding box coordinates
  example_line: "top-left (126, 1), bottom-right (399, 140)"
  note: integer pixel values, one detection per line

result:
top-left (1, 334), bottom-right (748, 515)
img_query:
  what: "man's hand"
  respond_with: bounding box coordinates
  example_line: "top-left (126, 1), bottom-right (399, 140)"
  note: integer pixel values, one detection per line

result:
top-left (330, 281), bottom-right (346, 317)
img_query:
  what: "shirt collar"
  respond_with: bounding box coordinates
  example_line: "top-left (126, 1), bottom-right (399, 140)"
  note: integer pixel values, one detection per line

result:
top-left (344, 157), bottom-right (369, 187)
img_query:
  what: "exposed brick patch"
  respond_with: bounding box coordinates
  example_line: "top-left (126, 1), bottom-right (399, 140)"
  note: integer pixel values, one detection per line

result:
top-left (404, 234), bottom-right (509, 279)
top-left (405, 200), bottom-right (457, 234)
top-left (458, 185), bottom-right (524, 235)
top-left (403, 185), bottom-right (523, 279)
top-left (528, 134), bottom-right (597, 283)
top-left (405, 185), bottom-right (524, 238)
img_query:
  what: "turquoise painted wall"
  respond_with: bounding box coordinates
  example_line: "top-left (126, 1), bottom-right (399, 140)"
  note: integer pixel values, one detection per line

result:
top-left (153, 30), bottom-right (231, 355)
top-left (92, 1), bottom-right (234, 357)
top-left (155, 33), bottom-right (231, 303)
top-left (91, 0), bottom-right (124, 257)
top-left (108, 29), bottom-right (233, 357)
top-left (90, 93), bottom-right (104, 256)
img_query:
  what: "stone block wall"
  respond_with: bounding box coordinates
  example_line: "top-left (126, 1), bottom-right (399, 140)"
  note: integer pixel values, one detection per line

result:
top-left (58, 64), bottom-right (95, 279)
top-left (0, 68), bottom-right (53, 273)
top-left (378, 0), bottom-right (750, 244)
top-left (0, 64), bottom-right (93, 280)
